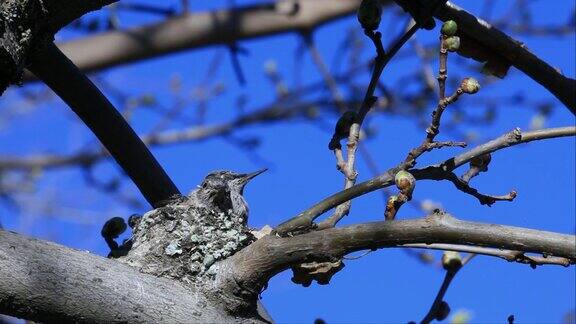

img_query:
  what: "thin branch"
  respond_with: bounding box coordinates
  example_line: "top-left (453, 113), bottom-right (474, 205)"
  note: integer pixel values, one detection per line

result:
top-left (27, 43), bottom-right (181, 208)
top-left (431, 170), bottom-right (517, 206)
top-left (402, 243), bottom-right (573, 267)
top-left (272, 127), bottom-right (575, 235)
top-left (420, 256), bottom-right (469, 324)
top-left (446, 127), bottom-right (576, 171)
top-left (276, 21), bottom-right (422, 235)
top-left (0, 99), bottom-right (348, 172)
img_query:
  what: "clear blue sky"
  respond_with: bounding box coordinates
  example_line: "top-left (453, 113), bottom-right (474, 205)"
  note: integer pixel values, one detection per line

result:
top-left (0, 1), bottom-right (574, 323)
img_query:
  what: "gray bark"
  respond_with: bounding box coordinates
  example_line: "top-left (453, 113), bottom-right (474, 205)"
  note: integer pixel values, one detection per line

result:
top-left (0, 229), bottom-right (265, 323)
top-left (0, 0), bottom-right (116, 93)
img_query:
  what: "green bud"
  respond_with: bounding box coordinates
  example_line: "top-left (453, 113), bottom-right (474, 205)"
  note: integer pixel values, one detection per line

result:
top-left (357, 0), bottom-right (382, 31)
top-left (442, 251), bottom-right (463, 271)
top-left (445, 36), bottom-right (460, 52)
top-left (460, 77), bottom-right (481, 94)
top-left (441, 20), bottom-right (458, 36)
top-left (394, 170), bottom-right (416, 194)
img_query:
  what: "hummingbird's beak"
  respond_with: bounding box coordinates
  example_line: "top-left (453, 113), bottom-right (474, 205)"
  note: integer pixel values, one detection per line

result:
top-left (243, 168), bottom-right (267, 181)
top-left (236, 169), bottom-right (267, 191)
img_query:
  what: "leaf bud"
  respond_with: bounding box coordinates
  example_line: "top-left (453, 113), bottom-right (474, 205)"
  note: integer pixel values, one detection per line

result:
top-left (101, 217), bottom-right (127, 239)
top-left (460, 77), bottom-right (481, 94)
top-left (441, 20), bottom-right (458, 36)
top-left (357, 0), bottom-right (382, 31)
top-left (394, 170), bottom-right (416, 195)
top-left (445, 36), bottom-right (460, 52)
top-left (442, 251), bottom-right (463, 271)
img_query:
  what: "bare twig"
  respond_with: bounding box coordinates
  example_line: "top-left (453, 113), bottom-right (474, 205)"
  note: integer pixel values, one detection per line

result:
top-left (273, 127), bottom-right (575, 235)
top-left (402, 243), bottom-right (573, 267)
top-left (276, 20), bottom-right (422, 235)
top-left (421, 252), bottom-right (475, 324)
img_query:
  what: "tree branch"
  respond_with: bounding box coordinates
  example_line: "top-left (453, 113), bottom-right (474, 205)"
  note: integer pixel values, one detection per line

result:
top-left (402, 243), bottom-right (573, 267)
top-left (0, 229), bottom-right (262, 323)
top-left (27, 43), bottom-right (181, 208)
top-left (0, 0), bottom-right (116, 92)
top-left (443, 126), bottom-right (576, 171)
top-left (23, 0), bottom-right (367, 80)
top-left (273, 126), bottom-right (575, 235)
top-left (22, 0), bottom-right (573, 115)
top-left (435, 1), bottom-right (576, 113)
top-left (228, 212), bottom-right (575, 292)
top-left (0, 98), bottom-right (335, 171)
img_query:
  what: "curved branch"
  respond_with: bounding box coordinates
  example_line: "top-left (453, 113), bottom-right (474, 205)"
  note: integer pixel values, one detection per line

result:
top-left (435, 2), bottom-right (576, 113)
top-left (229, 212), bottom-right (575, 291)
top-left (0, 229), bottom-right (262, 323)
top-left (445, 126), bottom-right (575, 170)
top-left (27, 43), bottom-right (181, 208)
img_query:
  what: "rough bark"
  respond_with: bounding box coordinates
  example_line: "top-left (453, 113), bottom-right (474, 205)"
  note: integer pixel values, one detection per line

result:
top-left (227, 211), bottom-right (576, 292)
top-left (0, 0), bottom-right (116, 93)
top-left (1, 208), bottom-right (574, 321)
top-left (0, 229), bottom-right (265, 323)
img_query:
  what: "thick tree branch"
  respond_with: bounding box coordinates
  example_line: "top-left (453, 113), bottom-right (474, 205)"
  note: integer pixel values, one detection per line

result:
top-left (228, 212), bottom-right (575, 292)
top-left (22, 0), bottom-right (573, 115)
top-left (435, 1), bottom-right (576, 113)
top-left (23, 0), bottom-right (366, 79)
top-left (0, 0), bottom-right (116, 92)
top-left (27, 43), bottom-right (181, 208)
top-left (0, 229), bottom-right (263, 323)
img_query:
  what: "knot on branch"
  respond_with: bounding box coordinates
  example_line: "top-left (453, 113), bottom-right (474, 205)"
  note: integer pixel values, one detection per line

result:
top-left (291, 259), bottom-right (345, 287)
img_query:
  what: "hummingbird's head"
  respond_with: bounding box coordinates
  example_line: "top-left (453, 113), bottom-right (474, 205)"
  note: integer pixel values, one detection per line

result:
top-left (198, 169), bottom-right (267, 214)
top-left (200, 169), bottom-right (266, 195)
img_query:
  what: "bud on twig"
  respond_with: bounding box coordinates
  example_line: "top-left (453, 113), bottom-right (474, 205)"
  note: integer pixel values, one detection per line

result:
top-left (460, 77), bottom-right (481, 94)
top-left (435, 301), bottom-right (451, 321)
top-left (357, 0), bottom-right (382, 31)
top-left (385, 195), bottom-right (399, 220)
top-left (442, 251), bottom-right (463, 271)
top-left (101, 216), bottom-right (127, 239)
top-left (395, 170), bottom-right (416, 196)
top-left (444, 36), bottom-right (460, 52)
top-left (441, 20), bottom-right (458, 36)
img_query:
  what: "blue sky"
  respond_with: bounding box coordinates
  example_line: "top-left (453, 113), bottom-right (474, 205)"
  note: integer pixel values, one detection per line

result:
top-left (0, 0), bottom-right (574, 323)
